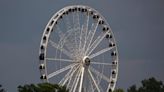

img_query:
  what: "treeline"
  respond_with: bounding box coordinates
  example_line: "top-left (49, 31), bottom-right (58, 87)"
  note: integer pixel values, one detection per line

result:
top-left (114, 77), bottom-right (164, 92)
top-left (0, 83), bottom-right (68, 92)
top-left (0, 84), bottom-right (5, 92)
top-left (18, 83), bottom-right (69, 92)
top-left (1, 77), bottom-right (164, 92)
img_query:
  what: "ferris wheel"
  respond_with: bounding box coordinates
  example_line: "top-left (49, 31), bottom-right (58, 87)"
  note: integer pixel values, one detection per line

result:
top-left (39, 5), bottom-right (118, 92)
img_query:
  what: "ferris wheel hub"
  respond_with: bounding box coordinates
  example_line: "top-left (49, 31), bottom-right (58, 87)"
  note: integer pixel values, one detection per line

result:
top-left (83, 56), bottom-right (90, 66)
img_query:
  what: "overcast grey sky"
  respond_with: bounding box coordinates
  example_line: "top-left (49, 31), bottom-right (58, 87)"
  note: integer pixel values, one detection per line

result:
top-left (0, 0), bottom-right (164, 92)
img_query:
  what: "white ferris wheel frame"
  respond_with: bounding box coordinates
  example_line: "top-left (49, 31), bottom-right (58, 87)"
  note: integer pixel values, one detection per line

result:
top-left (39, 5), bottom-right (119, 92)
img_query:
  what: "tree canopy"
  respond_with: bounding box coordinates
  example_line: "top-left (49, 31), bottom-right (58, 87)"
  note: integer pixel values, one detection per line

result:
top-left (127, 77), bottom-right (164, 92)
top-left (17, 83), bottom-right (69, 92)
top-left (113, 88), bottom-right (124, 92)
top-left (0, 77), bottom-right (158, 92)
top-left (0, 84), bottom-right (5, 92)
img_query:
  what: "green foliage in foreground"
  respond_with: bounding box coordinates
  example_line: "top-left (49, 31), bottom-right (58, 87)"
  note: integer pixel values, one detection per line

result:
top-left (15, 77), bottom-right (164, 92)
top-left (113, 88), bottom-right (124, 92)
top-left (127, 77), bottom-right (164, 92)
top-left (0, 85), bottom-right (5, 92)
top-left (18, 83), bottom-right (69, 92)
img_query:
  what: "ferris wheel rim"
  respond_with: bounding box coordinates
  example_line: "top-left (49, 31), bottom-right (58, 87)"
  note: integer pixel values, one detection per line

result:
top-left (39, 5), bottom-right (119, 92)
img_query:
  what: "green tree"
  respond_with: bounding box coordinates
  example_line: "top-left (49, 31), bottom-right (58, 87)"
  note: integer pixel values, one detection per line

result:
top-left (0, 84), bottom-right (5, 92)
top-left (127, 77), bottom-right (164, 92)
top-left (18, 83), bottom-right (69, 92)
top-left (127, 85), bottom-right (137, 92)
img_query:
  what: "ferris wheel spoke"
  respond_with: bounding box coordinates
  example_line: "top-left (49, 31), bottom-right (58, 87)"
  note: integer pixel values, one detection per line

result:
top-left (62, 16), bottom-right (79, 55)
top-left (56, 25), bottom-right (75, 46)
top-left (69, 66), bottom-right (81, 92)
top-left (56, 25), bottom-right (65, 41)
top-left (87, 70), bottom-right (103, 92)
top-left (49, 40), bottom-right (73, 58)
top-left (46, 58), bottom-right (77, 63)
top-left (88, 69), bottom-right (101, 92)
top-left (59, 66), bottom-right (74, 85)
top-left (72, 67), bottom-right (82, 92)
top-left (79, 25), bottom-right (84, 53)
top-left (64, 12), bottom-right (72, 31)
top-left (64, 28), bottom-right (81, 56)
top-left (73, 11), bottom-right (80, 30)
top-left (64, 37), bottom-right (76, 55)
top-left (78, 14), bottom-right (89, 53)
top-left (90, 61), bottom-right (112, 66)
top-left (89, 66), bottom-right (110, 82)
top-left (82, 13), bottom-right (90, 53)
top-left (89, 77), bottom-right (95, 92)
top-left (89, 47), bottom-right (114, 59)
top-left (88, 21), bottom-right (99, 47)
top-left (85, 21), bottom-right (99, 55)
top-left (61, 65), bottom-right (80, 86)
top-left (56, 26), bottom-right (74, 51)
top-left (86, 31), bottom-right (108, 56)
top-left (73, 12), bottom-right (80, 52)
top-left (78, 67), bottom-right (85, 92)
top-left (65, 65), bottom-right (81, 89)
top-left (47, 63), bottom-right (77, 79)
